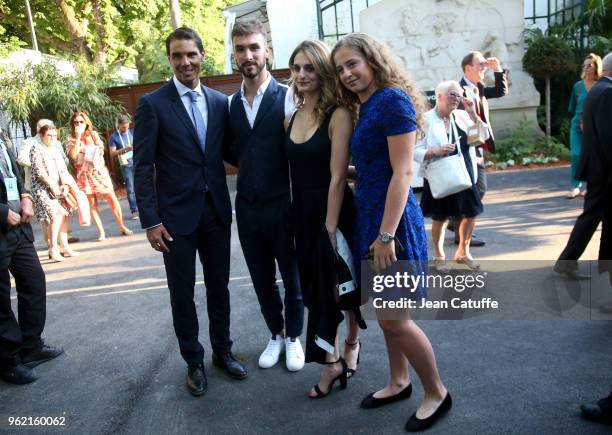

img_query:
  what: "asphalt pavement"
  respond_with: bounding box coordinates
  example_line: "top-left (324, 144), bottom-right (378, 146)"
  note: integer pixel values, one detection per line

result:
top-left (2, 166), bottom-right (611, 435)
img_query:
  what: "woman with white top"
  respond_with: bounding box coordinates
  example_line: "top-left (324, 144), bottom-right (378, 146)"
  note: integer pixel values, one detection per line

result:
top-left (415, 80), bottom-right (487, 271)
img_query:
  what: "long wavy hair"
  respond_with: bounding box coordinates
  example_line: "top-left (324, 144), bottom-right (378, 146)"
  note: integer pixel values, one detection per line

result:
top-left (288, 39), bottom-right (338, 123)
top-left (331, 33), bottom-right (426, 136)
top-left (581, 53), bottom-right (602, 81)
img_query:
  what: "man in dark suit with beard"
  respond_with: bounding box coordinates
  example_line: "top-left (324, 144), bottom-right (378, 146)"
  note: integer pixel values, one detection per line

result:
top-left (134, 27), bottom-right (247, 397)
top-left (555, 52), bottom-right (612, 283)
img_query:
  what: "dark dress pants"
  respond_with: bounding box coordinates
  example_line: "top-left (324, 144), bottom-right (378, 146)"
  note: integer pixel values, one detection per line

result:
top-left (0, 227), bottom-right (46, 369)
top-left (558, 181), bottom-right (608, 268)
top-left (235, 194), bottom-right (304, 338)
top-left (162, 193), bottom-right (232, 366)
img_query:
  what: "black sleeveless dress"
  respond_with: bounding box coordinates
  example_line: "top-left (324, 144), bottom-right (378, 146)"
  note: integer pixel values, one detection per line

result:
top-left (286, 110), bottom-right (356, 364)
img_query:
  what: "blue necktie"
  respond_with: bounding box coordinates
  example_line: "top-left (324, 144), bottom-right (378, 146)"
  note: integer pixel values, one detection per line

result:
top-left (188, 90), bottom-right (207, 154)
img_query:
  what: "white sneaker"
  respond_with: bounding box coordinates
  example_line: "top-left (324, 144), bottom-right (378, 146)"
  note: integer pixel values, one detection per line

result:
top-left (258, 335), bottom-right (284, 368)
top-left (285, 337), bottom-right (305, 372)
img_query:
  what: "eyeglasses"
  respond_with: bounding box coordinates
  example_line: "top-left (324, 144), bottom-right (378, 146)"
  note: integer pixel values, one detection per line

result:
top-left (45, 133), bottom-right (57, 138)
top-left (448, 92), bottom-right (462, 100)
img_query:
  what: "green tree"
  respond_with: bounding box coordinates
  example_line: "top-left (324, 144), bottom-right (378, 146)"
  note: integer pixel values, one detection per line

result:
top-left (523, 29), bottom-right (576, 141)
top-left (0, 0), bottom-right (241, 82)
top-left (0, 59), bottom-right (124, 134)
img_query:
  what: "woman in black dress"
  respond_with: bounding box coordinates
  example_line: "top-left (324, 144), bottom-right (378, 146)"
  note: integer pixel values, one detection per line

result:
top-left (415, 80), bottom-right (485, 271)
top-left (285, 40), bottom-right (361, 398)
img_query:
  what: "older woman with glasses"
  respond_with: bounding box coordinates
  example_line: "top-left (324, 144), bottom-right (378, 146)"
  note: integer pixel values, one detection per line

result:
top-left (415, 80), bottom-right (486, 271)
top-left (65, 111), bottom-right (132, 241)
top-left (30, 123), bottom-right (80, 261)
top-left (567, 53), bottom-right (602, 198)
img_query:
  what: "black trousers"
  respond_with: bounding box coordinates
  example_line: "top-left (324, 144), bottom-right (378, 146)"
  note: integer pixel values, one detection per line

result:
top-left (235, 194), bottom-right (304, 338)
top-left (0, 227), bottom-right (46, 370)
top-left (162, 193), bottom-right (232, 365)
top-left (558, 181), bottom-right (608, 265)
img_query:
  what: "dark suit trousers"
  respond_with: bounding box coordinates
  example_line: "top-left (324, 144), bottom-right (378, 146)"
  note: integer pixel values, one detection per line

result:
top-left (235, 194), bottom-right (304, 338)
top-left (558, 181), bottom-right (608, 265)
top-left (162, 193), bottom-right (232, 365)
top-left (0, 227), bottom-right (46, 369)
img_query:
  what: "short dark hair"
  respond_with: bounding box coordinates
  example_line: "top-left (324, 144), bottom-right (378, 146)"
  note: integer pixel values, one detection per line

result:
top-left (231, 17), bottom-right (267, 41)
top-left (165, 26), bottom-right (204, 55)
top-left (461, 51), bottom-right (480, 71)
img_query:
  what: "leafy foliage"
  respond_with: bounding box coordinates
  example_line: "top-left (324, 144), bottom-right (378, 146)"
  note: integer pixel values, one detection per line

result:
top-left (0, 0), bottom-right (242, 82)
top-left (487, 121), bottom-right (570, 169)
top-left (0, 59), bottom-right (124, 134)
top-left (523, 29), bottom-right (576, 80)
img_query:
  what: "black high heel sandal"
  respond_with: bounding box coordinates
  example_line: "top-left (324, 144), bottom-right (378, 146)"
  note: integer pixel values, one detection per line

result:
top-left (345, 339), bottom-right (361, 378)
top-left (309, 358), bottom-right (348, 399)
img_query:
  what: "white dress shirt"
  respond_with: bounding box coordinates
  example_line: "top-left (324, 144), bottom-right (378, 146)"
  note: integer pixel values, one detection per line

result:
top-left (173, 76), bottom-right (208, 130)
top-left (228, 73), bottom-right (294, 127)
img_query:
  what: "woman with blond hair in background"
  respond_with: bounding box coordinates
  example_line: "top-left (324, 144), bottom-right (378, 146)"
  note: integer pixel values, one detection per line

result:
top-left (333, 33), bottom-right (451, 431)
top-left (285, 39), bottom-right (363, 398)
top-left (65, 111), bottom-right (132, 241)
top-left (567, 53), bottom-right (602, 198)
top-left (30, 123), bottom-right (80, 261)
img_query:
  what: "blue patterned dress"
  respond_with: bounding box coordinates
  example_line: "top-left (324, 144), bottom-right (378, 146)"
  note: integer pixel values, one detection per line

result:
top-left (351, 87), bottom-right (428, 299)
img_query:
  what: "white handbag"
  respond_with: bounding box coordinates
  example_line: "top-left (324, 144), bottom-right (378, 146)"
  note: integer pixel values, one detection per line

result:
top-left (424, 114), bottom-right (472, 199)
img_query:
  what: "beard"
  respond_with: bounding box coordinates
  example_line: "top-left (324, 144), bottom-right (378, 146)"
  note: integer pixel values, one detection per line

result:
top-left (239, 60), bottom-right (265, 78)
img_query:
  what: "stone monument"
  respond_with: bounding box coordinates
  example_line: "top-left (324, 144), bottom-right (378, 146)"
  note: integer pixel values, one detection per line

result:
top-left (360, 0), bottom-right (541, 137)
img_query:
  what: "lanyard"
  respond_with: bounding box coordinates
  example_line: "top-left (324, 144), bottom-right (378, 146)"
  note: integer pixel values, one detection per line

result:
top-left (117, 130), bottom-right (132, 148)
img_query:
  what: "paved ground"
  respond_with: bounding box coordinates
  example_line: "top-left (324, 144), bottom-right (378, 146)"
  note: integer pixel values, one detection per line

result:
top-left (2, 166), bottom-right (611, 435)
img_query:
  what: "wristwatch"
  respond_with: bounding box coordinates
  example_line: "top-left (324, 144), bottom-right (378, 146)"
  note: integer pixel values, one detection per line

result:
top-left (379, 232), bottom-right (395, 243)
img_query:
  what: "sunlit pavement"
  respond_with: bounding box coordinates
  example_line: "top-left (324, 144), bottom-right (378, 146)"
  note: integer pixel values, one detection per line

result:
top-left (3, 167), bottom-right (610, 434)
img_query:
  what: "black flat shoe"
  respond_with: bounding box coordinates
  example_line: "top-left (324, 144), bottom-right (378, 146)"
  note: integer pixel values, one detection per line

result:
top-left (21, 344), bottom-right (64, 368)
top-left (309, 358), bottom-right (348, 399)
top-left (186, 363), bottom-right (208, 397)
top-left (212, 352), bottom-right (248, 380)
top-left (0, 364), bottom-right (38, 385)
top-left (361, 383), bottom-right (412, 409)
top-left (345, 339), bottom-right (361, 379)
top-left (581, 392), bottom-right (612, 423)
top-left (405, 392), bottom-right (452, 432)
top-left (553, 262), bottom-right (591, 280)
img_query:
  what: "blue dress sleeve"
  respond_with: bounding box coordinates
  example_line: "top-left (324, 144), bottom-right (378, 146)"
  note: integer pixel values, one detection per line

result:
top-left (379, 88), bottom-right (417, 137)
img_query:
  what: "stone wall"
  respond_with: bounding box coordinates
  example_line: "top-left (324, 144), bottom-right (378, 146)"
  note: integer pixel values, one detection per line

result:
top-left (361, 0), bottom-right (542, 137)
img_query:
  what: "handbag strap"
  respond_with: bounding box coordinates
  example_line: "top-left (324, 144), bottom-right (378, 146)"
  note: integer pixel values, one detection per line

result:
top-left (449, 114), bottom-right (462, 157)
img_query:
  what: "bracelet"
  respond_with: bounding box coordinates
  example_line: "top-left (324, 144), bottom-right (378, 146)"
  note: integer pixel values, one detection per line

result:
top-left (20, 193), bottom-right (32, 200)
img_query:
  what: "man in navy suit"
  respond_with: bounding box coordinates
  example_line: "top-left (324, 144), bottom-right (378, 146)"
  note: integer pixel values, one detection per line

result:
top-left (225, 18), bottom-right (305, 372)
top-left (134, 27), bottom-right (247, 397)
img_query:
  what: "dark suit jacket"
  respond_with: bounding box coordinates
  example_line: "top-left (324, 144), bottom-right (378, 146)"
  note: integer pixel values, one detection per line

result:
top-left (459, 70), bottom-right (508, 153)
top-left (133, 81), bottom-right (232, 235)
top-left (576, 76), bottom-right (612, 186)
top-left (226, 78), bottom-right (290, 202)
top-left (1, 140), bottom-right (34, 256)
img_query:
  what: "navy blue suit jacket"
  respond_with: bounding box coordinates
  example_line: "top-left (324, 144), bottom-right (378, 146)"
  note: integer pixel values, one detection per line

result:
top-left (133, 81), bottom-right (232, 235)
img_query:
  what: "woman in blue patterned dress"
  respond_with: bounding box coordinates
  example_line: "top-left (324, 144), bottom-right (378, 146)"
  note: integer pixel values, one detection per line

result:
top-left (332, 33), bottom-right (451, 432)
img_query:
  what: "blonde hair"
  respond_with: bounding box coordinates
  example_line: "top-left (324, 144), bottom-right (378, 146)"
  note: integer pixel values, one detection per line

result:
top-left (331, 33), bottom-right (426, 136)
top-left (581, 53), bottom-right (603, 80)
top-left (288, 40), bottom-right (338, 123)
